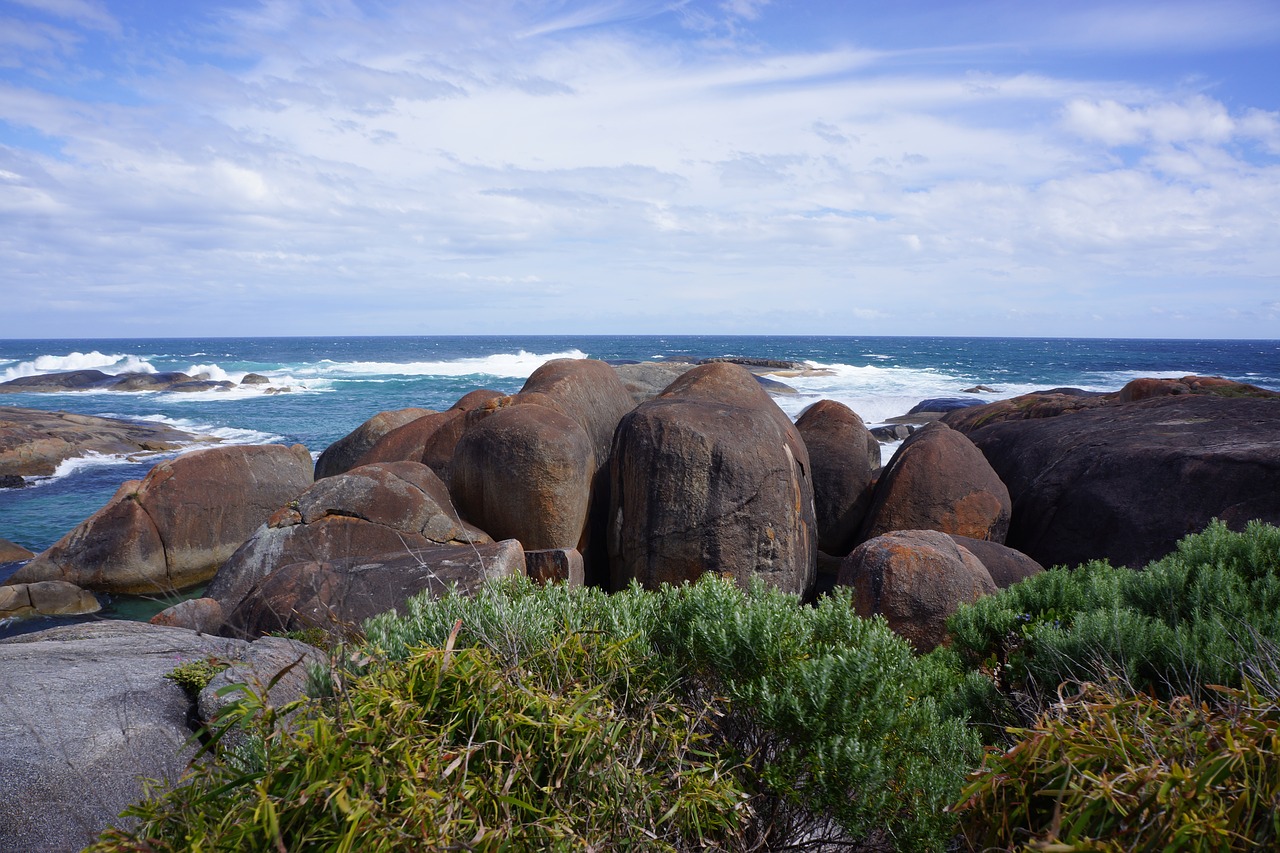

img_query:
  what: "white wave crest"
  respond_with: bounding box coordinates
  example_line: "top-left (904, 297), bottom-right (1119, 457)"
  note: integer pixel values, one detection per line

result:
top-left (133, 414), bottom-right (282, 445)
top-left (1, 352), bottom-right (157, 382)
top-left (303, 349), bottom-right (590, 379)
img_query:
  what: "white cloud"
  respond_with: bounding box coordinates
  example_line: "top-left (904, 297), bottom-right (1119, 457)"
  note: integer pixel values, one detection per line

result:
top-left (7, 0), bottom-right (120, 35)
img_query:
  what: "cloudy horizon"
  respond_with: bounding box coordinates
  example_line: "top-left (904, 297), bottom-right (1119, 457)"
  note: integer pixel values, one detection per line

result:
top-left (2, 0), bottom-right (1278, 339)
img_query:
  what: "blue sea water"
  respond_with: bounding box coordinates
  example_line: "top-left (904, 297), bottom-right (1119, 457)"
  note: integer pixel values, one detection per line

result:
top-left (1, 335), bottom-right (1278, 610)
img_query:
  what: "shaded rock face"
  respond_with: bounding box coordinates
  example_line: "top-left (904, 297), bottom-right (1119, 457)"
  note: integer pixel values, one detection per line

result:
top-left (952, 394), bottom-right (1280, 569)
top-left (795, 400), bottom-right (881, 557)
top-left (0, 406), bottom-right (210, 478)
top-left (608, 362), bottom-right (816, 597)
top-left (612, 362), bottom-right (696, 405)
top-left (10, 444), bottom-right (314, 595)
top-left (450, 405), bottom-right (594, 552)
top-left (149, 597), bottom-right (224, 634)
top-left (947, 535), bottom-right (1044, 589)
top-left (225, 539), bottom-right (526, 638)
top-left (838, 529), bottom-right (996, 653)
top-left (314, 407), bottom-right (434, 479)
top-left (206, 461), bottom-right (490, 617)
top-left (526, 548), bottom-right (585, 586)
top-left (0, 622), bottom-right (319, 853)
top-left (858, 422), bottom-right (1011, 545)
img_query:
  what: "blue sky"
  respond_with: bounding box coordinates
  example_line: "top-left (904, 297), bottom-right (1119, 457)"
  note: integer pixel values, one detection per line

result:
top-left (1, 0), bottom-right (1278, 338)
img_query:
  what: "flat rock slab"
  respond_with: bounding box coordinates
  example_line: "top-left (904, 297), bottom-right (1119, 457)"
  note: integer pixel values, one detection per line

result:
top-left (0, 406), bottom-right (213, 477)
top-left (0, 621), bottom-right (319, 853)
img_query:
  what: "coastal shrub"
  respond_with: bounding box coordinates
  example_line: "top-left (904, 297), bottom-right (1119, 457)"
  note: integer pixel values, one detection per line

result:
top-left (91, 625), bottom-right (745, 852)
top-left (952, 679), bottom-right (1280, 851)
top-left (97, 575), bottom-right (980, 852)
top-left (946, 520), bottom-right (1280, 712)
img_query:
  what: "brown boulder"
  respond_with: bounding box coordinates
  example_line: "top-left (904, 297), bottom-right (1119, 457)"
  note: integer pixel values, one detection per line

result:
top-left (206, 461), bottom-right (490, 616)
top-left (517, 359), bottom-right (636, 467)
top-left (12, 444), bottom-right (315, 594)
top-left (0, 580), bottom-right (100, 620)
top-left (796, 400), bottom-right (881, 556)
top-left (354, 389), bottom-right (502, 481)
top-left (224, 539), bottom-right (525, 638)
top-left (149, 597), bottom-right (225, 634)
top-left (838, 529), bottom-right (996, 653)
top-left (450, 405), bottom-right (594, 552)
top-left (608, 362), bottom-right (816, 596)
top-left (314, 407), bottom-right (434, 479)
top-left (858, 422), bottom-right (1011, 545)
top-left (611, 362), bottom-right (696, 405)
top-left (948, 535), bottom-right (1044, 589)
top-left (0, 537), bottom-right (35, 563)
top-left (1118, 374), bottom-right (1280, 403)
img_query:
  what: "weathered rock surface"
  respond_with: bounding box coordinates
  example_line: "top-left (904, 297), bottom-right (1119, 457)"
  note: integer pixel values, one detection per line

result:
top-left (517, 358), bottom-right (636, 468)
top-left (609, 362), bottom-right (817, 597)
top-left (0, 369), bottom-right (292, 395)
top-left (149, 597), bottom-right (225, 634)
top-left (796, 400), bottom-right (881, 557)
top-left (450, 405), bottom-right (594, 552)
top-left (907, 397), bottom-right (988, 415)
top-left (0, 537), bottom-right (33, 563)
top-left (858, 422), bottom-right (1011, 545)
top-left (838, 529), bottom-right (997, 653)
top-left (949, 394), bottom-right (1280, 569)
top-left (353, 389), bottom-right (502, 481)
top-left (225, 539), bottom-right (525, 638)
top-left (0, 406), bottom-right (212, 478)
top-left (612, 362), bottom-right (696, 404)
top-left (0, 621), bottom-right (319, 853)
top-left (10, 444), bottom-right (314, 594)
top-left (948, 535), bottom-right (1044, 589)
top-left (314, 407), bottom-right (434, 479)
top-left (206, 461), bottom-right (489, 616)
top-left (0, 580), bottom-right (100, 620)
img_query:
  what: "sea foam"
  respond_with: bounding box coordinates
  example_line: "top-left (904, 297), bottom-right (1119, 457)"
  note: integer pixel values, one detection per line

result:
top-left (1, 352), bottom-right (158, 382)
top-left (304, 348), bottom-right (590, 379)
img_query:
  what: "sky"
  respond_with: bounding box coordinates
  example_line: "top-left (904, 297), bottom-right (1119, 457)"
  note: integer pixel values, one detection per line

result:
top-left (1, 0), bottom-right (1278, 339)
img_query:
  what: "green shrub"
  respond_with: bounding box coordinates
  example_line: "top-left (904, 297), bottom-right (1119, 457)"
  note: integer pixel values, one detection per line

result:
top-left (952, 679), bottom-right (1280, 851)
top-left (92, 626), bottom-right (744, 852)
top-left (164, 657), bottom-right (229, 699)
top-left (947, 520), bottom-right (1280, 712)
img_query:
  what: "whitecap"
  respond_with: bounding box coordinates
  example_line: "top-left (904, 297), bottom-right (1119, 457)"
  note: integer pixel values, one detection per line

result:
top-left (1, 352), bottom-right (157, 382)
top-left (301, 348), bottom-right (590, 379)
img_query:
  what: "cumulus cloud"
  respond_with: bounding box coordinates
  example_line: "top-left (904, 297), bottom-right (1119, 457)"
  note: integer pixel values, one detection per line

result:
top-left (0, 1), bottom-right (1278, 337)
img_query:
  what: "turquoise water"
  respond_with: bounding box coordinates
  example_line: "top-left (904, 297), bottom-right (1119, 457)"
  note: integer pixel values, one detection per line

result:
top-left (2, 334), bottom-right (1278, 558)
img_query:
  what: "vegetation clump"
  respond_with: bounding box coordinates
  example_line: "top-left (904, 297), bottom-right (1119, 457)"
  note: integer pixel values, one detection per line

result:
top-left (164, 657), bottom-right (229, 699)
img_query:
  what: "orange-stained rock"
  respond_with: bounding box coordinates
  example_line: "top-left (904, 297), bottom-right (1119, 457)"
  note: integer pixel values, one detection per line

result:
top-left (796, 399), bottom-right (881, 557)
top-left (314, 407), bottom-right (434, 479)
top-left (838, 529), bottom-right (996, 653)
top-left (858, 422), bottom-right (1010, 545)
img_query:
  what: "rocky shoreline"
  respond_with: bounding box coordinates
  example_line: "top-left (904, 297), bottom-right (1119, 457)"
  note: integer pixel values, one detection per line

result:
top-left (2, 359), bottom-right (1278, 850)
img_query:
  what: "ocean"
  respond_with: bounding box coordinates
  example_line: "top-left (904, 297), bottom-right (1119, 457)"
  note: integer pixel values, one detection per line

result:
top-left (2, 335), bottom-right (1279, 630)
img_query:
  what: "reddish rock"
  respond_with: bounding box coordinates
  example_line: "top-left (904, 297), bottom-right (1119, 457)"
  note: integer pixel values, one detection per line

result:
top-left (838, 530), bottom-right (996, 653)
top-left (225, 540), bottom-right (525, 638)
top-left (1118, 375), bottom-right (1279, 403)
top-left (1, 537), bottom-right (36, 563)
top-left (608, 362), bottom-right (816, 597)
top-left (517, 359), bottom-right (636, 467)
top-left (207, 462), bottom-right (490, 616)
top-left (796, 400), bottom-right (881, 557)
top-left (150, 597), bottom-right (225, 634)
top-left (450, 405), bottom-right (594, 552)
top-left (354, 390), bottom-right (502, 482)
top-left (314, 407), bottom-right (434, 479)
top-left (948, 535), bottom-right (1044, 589)
top-left (858, 422), bottom-right (1011, 545)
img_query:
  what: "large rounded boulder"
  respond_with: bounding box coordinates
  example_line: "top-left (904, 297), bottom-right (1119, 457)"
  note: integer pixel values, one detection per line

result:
top-left (206, 461), bottom-right (490, 618)
top-left (949, 394), bottom-right (1280, 569)
top-left (314, 407), bottom-right (434, 479)
top-left (795, 399), bottom-right (881, 557)
top-left (9, 444), bottom-right (314, 594)
top-left (353, 389), bottom-right (503, 482)
top-left (838, 529), bottom-right (997, 653)
top-left (608, 362), bottom-right (816, 596)
top-left (516, 358), bottom-right (636, 467)
top-left (449, 405), bottom-right (595, 552)
top-left (858, 422), bottom-right (1011, 545)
